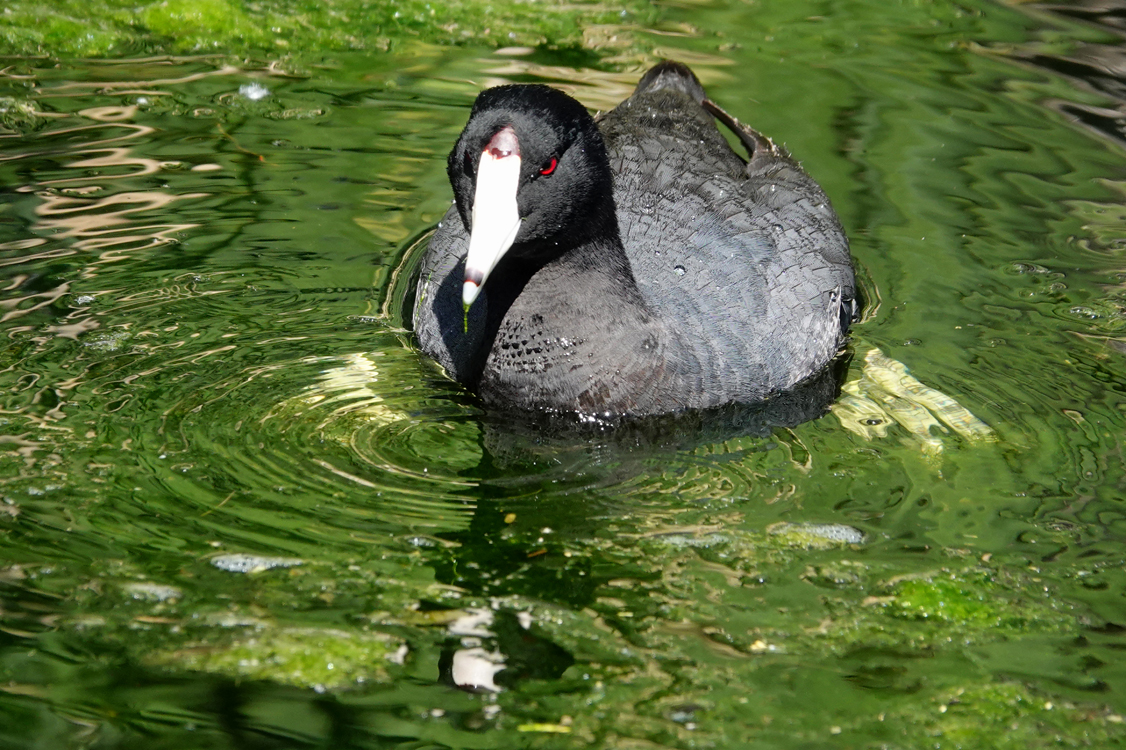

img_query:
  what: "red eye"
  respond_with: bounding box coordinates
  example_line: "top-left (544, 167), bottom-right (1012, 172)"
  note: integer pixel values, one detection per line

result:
top-left (540, 157), bottom-right (557, 176)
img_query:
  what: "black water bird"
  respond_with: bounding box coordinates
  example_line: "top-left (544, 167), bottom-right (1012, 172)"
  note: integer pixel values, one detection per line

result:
top-left (413, 61), bottom-right (856, 418)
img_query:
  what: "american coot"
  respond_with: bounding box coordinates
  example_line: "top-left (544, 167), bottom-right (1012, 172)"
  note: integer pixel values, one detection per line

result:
top-left (413, 61), bottom-right (856, 417)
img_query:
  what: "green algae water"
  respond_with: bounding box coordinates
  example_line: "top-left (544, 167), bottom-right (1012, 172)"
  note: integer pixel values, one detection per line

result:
top-left (3, 1), bottom-right (1126, 747)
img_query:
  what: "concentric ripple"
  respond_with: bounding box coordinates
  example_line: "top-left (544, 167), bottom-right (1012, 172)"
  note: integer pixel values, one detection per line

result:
top-left (4, 20), bottom-right (1126, 748)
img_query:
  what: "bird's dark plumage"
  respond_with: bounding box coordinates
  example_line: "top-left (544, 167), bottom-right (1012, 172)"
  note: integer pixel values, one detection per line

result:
top-left (413, 61), bottom-right (855, 418)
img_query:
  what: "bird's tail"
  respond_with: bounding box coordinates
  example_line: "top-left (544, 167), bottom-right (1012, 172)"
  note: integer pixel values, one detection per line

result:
top-left (632, 60), bottom-right (707, 104)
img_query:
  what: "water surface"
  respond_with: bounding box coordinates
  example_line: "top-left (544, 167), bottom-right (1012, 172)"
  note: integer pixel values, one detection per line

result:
top-left (2, 1), bottom-right (1126, 747)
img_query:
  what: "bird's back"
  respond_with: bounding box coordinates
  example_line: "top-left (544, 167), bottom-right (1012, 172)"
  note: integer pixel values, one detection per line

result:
top-left (598, 68), bottom-right (855, 404)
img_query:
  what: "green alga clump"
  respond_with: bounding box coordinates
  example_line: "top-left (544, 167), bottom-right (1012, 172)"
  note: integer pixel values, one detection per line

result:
top-left (148, 626), bottom-right (404, 689)
top-left (890, 577), bottom-right (999, 624)
top-left (140, 0), bottom-right (267, 52)
top-left (620, 521), bottom-right (1088, 658)
top-left (0, 0), bottom-right (658, 58)
top-left (0, 9), bottom-right (123, 57)
top-left (884, 570), bottom-right (1074, 632)
top-left (49, 552), bottom-right (451, 691)
top-left (781, 563), bottom-right (1080, 656)
top-left (877, 682), bottom-right (1126, 749)
top-left (0, 96), bottom-right (44, 135)
top-left (768, 522), bottom-right (867, 550)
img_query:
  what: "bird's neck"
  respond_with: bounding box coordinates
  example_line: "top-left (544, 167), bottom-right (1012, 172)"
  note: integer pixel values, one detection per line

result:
top-left (492, 207), bottom-right (647, 322)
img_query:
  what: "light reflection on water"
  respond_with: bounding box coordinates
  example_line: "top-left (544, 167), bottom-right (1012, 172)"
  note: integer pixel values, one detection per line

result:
top-left (2, 2), bottom-right (1126, 746)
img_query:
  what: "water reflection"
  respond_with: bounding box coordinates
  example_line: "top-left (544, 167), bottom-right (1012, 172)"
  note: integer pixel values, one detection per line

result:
top-left (0, 69), bottom-right (232, 339)
top-left (1002, 0), bottom-right (1126, 147)
top-left (2, 12), bottom-right (1126, 747)
top-left (834, 347), bottom-right (995, 455)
